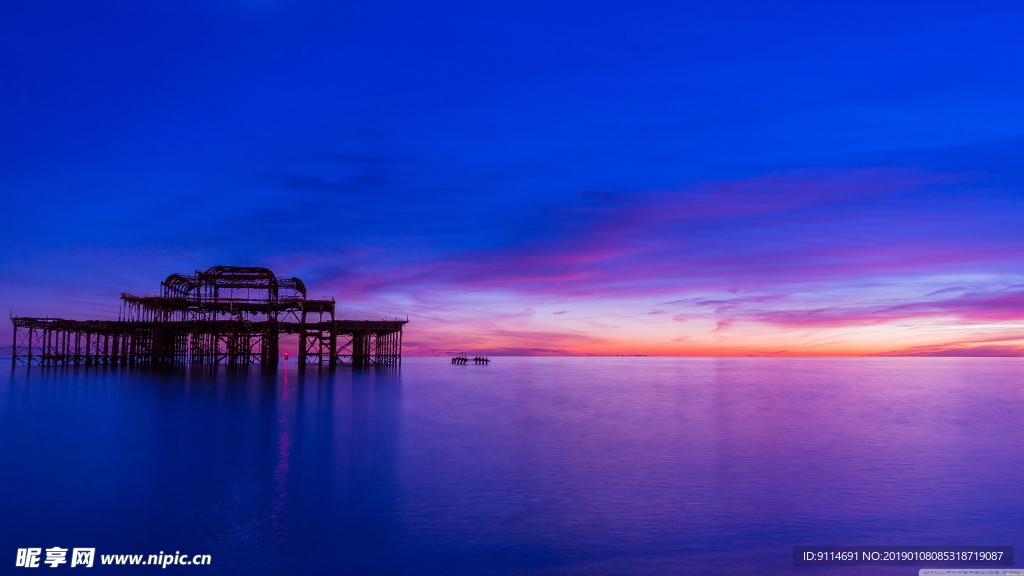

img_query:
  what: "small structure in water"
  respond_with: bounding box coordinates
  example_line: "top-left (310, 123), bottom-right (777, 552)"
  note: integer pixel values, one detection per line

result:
top-left (452, 354), bottom-right (489, 365)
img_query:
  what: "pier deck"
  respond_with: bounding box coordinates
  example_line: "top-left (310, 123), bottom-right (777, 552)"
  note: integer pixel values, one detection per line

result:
top-left (11, 318), bottom-right (406, 367)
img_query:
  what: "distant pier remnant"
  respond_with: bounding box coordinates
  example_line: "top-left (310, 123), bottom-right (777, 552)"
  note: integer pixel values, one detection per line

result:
top-left (452, 355), bottom-right (489, 365)
top-left (11, 266), bottom-right (407, 368)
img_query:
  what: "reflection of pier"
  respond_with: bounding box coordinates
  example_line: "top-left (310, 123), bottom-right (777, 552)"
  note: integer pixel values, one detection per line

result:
top-left (10, 266), bottom-right (407, 368)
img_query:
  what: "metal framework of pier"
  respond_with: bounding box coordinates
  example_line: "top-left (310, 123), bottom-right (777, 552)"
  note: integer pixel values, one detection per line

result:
top-left (10, 266), bottom-right (407, 368)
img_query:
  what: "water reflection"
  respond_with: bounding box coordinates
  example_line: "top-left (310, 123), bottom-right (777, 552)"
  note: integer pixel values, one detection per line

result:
top-left (1, 364), bottom-right (404, 573)
top-left (2, 358), bottom-right (1023, 575)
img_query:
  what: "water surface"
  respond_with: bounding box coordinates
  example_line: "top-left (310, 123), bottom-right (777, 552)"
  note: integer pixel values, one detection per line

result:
top-left (2, 358), bottom-right (1022, 574)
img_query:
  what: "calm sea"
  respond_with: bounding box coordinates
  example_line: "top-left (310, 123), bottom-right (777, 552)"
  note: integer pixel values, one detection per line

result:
top-left (2, 357), bottom-right (1022, 574)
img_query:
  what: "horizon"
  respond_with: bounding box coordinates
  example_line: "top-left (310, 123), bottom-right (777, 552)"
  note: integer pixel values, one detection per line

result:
top-left (3, 1), bottom-right (1023, 357)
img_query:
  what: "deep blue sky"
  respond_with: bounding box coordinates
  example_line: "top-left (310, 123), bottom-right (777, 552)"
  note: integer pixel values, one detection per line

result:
top-left (3, 0), bottom-right (1023, 355)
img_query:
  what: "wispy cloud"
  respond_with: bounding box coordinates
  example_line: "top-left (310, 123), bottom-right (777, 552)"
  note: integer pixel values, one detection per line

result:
top-left (289, 168), bottom-right (1024, 355)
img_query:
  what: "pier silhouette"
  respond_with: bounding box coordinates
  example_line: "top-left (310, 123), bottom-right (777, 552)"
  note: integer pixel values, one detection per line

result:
top-left (11, 266), bottom-right (407, 368)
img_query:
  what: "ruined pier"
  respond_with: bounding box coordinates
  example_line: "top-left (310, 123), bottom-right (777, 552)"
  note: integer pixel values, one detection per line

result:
top-left (10, 266), bottom-right (407, 368)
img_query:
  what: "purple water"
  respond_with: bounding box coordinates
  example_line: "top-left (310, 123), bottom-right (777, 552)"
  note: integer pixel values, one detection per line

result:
top-left (2, 358), bottom-right (1022, 574)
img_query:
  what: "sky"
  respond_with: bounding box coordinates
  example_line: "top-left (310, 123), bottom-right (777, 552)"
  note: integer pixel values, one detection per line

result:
top-left (2, 0), bottom-right (1023, 356)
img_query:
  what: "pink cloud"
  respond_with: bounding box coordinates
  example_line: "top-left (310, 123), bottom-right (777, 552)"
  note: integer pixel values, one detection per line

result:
top-left (874, 344), bottom-right (1024, 357)
top-left (749, 285), bottom-right (1024, 328)
top-left (268, 167), bottom-right (1024, 356)
top-left (308, 167), bottom-right (1018, 305)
